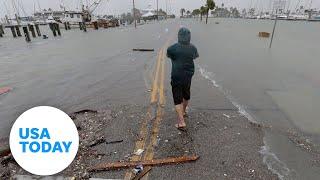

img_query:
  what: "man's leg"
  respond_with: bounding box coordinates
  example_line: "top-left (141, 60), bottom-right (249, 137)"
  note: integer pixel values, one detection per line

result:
top-left (182, 80), bottom-right (191, 117)
top-left (183, 99), bottom-right (189, 116)
top-left (172, 82), bottom-right (186, 128)
top-left (175, 104), bottom-right (186, 128)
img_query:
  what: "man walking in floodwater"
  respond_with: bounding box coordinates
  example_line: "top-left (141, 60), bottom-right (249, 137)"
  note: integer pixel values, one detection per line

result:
top-left (167, 27), bottom-right (199, 129)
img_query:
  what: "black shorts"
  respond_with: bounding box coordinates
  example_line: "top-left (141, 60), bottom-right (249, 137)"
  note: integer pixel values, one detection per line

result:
top-left (171, 81), bottom-right (191, 105)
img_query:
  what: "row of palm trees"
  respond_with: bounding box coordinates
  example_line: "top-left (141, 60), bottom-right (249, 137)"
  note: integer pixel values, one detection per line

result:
top-left (180, 0), bottom-right (216, 24)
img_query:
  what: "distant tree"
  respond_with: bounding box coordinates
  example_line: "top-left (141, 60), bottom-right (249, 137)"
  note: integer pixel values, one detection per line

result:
top-left (180, 8), bottom-right (186, 18)
top-left (205, 0), bottom-right (216, 24)
top-left (231, 7), bottom-right (240, 18)
top-left (192, 9), bottom-right (201, 18)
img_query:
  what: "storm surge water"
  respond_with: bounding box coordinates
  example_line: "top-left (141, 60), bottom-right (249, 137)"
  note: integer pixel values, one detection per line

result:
top-left (198, 65), bottom-right (291, 180)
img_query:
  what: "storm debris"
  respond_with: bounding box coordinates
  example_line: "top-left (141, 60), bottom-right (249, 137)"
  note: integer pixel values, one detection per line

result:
top-left (90, 155), bottom-right (199, 172)
top-left (133, 48), bottom-right (155, 52)
top-left (134, 149), bottom-right (144, 156)
top-left (131, 166), bottom-right (152, 180)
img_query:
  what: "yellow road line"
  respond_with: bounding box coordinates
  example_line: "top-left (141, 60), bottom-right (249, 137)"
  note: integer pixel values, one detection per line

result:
top-left (150, 48), bottom-right (163, 104)
top-left (125, 27), bottom-right (177, 180)
top-left (124, 48), bottom-right (164, 180)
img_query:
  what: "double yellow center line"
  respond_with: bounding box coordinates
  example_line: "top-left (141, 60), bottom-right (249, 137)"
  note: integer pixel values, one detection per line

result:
top-left (124, 32), bottom-right (174, 180)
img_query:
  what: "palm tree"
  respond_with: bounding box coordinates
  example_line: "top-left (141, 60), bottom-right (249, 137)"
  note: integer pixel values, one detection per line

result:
top-left (180, 8), bottom-right (186, 18)
top-left (200, 6), bottom-right (206, 21)
top-left (186, 10), bottom-right (191, 17)
top-left (205, 0), bottom-right (216, 24)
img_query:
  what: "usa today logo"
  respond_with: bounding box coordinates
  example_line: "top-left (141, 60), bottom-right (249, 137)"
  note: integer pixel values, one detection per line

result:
top-left (9, 106), bottom-right (79, 176)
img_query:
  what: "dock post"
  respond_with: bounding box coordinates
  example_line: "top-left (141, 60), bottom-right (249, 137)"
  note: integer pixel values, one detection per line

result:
top-left (10, 26), bottom-right (17, 38)
top-left (35, 24), bottom-right (41, 36)
top-left (49, 23), bottom-right (57, 37)
top-left (0, 25), bottom-right (4, 36)
top-left (28, 25), bottom-right (36, 38)
top-left (67, 22), bottom-right (71, 30)
top-left (0, 25), bottom-right (3, 37)
top-left (23, 26), bottom-right (31, 42)
top-left (79, 22), bottom-right (83, 30)
top-left (55, 23), bottom-right (61, 36)
top-left (93, 21), bottom-right (98, 30)
top-left (15, 26), bottom-right (22, 37)
top-left (83, 22), bottom-right (87, 32)
top-left (64, 22), bottom-right (68, 30)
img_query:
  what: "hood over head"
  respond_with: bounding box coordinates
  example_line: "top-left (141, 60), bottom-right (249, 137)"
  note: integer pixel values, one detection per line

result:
top-left (178, 27), bottom-right (191, 45)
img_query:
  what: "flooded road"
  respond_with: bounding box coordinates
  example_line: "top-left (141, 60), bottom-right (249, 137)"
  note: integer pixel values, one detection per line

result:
top-left (1, 19), bottom-right (320, 179)
top-left (0, 22), bottom-right (172, 137)
top-left (184, 18), bottom-right (320, 179)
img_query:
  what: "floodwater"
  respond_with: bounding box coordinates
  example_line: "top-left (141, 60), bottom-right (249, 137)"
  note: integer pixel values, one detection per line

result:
top-left (1, 19), bottom-right (320, 179)
top-left (184, 18), bottom-right (320, 179)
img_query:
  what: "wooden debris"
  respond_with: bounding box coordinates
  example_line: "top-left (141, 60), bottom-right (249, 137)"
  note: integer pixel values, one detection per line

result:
top-left (89, 136), bottom-right (106, 148)
top-left (0, 87), bottom-right (11, 95)
top-left (106, 140), bottom-right (123, 145)
top-left (90, 155), bottom-right (199, 172)
top-left (131, 166), bottom-right (152, 180)
top-left (133, 48), bottom-right (155, 52)
top-left (258, 32), bottom-right (270, 38)
top-left (74, 109), bottom-right (98, 114)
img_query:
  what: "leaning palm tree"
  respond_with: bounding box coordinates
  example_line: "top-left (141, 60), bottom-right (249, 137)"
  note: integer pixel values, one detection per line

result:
top-left (205, 0), bottom-right (216, 24)
top-left (200, 6), bottom-right (206, 21)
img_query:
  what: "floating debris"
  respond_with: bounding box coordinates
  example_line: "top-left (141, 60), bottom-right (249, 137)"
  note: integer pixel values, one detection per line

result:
top-left (258, 32), bottom-right (270, 38)
top-left (133, 48), bottom-right (154, 52)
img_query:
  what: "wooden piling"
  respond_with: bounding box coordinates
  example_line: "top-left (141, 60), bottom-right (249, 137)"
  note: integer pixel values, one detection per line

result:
top-left (93, 21), bottom-right (98, 30)
top-left (49, 23), bottom-right (57, 37)
top-left (15, 26), bottom-right (22, 37)
top-left (83, 22), bottom-right (87, 32)
top-left (35, 24), bottom-right (41, 36)
top-left (64, 22), bottom-right (68, 30)
top-left (23, 26), bottom-right (31, 42)
top-left (79, 22), bottom-right (83, 30)
top-left (28, 25), bottom-right (36, 38)
top-left (0, 25), bottom-right (4, 37)
top-left (10, 26), bottom-right (17, 38)
top-left (0, 25), bottom-right (5, 35)
top-left (55, 23), bottom-right (61, 36)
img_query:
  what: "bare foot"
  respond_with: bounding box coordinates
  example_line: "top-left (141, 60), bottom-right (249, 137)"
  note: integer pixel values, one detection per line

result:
top-left (175, 118), bottom-right (186, 130)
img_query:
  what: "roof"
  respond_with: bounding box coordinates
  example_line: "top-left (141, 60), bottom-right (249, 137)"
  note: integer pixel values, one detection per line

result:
top-left (142, 12), bottom-right (155, 17)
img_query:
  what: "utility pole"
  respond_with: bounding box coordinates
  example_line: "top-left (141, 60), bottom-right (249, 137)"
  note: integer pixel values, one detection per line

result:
top-left (165, 0), bottom-right (168, 19)
top-left (269, 15), bottom-right (278, 48)
top-left (133, 0), bottom-right (137, 28)
top-left (157, 0), bottom-right (159, 21)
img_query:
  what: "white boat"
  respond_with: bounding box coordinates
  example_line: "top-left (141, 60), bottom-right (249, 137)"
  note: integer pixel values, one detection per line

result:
top-left (287, 14), bottom-right (308, 21)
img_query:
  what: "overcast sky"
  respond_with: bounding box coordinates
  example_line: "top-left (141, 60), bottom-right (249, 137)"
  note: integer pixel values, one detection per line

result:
top-left (1, 0), bottom-right (319, 17)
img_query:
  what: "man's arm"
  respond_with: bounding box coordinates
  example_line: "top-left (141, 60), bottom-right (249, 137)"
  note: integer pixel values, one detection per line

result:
top-left (167, 46), bottom-right (175, 60)
top-left (193, 46), bottom-right (199, 59)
